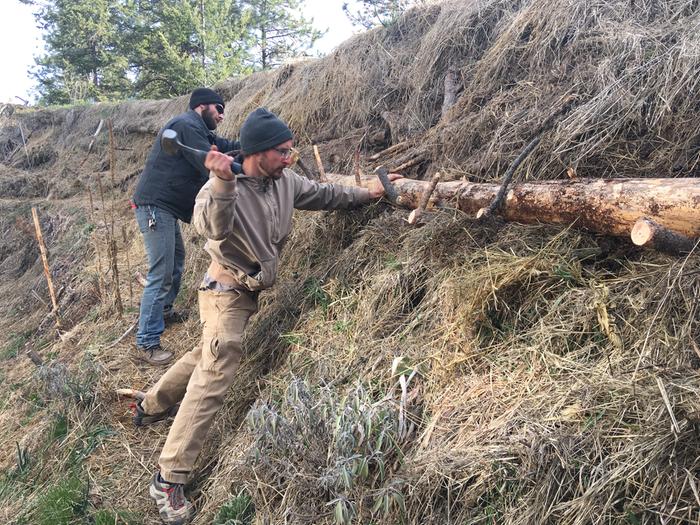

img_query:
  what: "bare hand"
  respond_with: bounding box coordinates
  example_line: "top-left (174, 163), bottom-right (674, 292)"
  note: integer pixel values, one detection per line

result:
top-left (205, 145), bottom-right (235, 181)
top-left (367, 172), bottom-right (403, 199)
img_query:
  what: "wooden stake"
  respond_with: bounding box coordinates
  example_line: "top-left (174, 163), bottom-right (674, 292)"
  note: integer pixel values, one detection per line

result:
top-left (31, 207), bottom-right (61, 329)
top-left (441, 67), bottom-right (460, 116)
top-left (81, 119), bottom-right (104, 166)
top-left (19, 123), bottom-right (29, 166)
top-left (354, 148), bottom-right (362, 187)
top-left (122, 224), bottom-right (133, 308)
top-left (312, 145), bottom-right (327, 182)
top-left (87, 186), bottom-right (106, 302)
top-left (108, 120), bottom-right (123, 317)
top-left (408, 173), bottom-right (441, 225)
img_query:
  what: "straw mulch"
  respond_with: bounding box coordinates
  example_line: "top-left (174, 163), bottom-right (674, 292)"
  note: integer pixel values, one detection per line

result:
top-left (1, 0), bottom-right (700, 524)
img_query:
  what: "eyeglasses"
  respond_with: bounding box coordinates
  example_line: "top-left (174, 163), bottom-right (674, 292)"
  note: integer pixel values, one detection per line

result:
top-left (215, 104), bottom-right (224, 115)
top-left (272, 147), bottom-right (293, 159)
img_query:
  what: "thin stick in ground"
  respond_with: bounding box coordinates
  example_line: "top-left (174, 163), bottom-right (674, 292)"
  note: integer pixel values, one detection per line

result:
top-left (122, 224), bottom-right (134, 308)
top-left (31, 207), bottom-right (62, 330)
top-left (313, 145), bottom-right (327, 182)
top-left (108, 120), bottom-right (123, 316)
top-left (354, 148), bottom-right (362, 187)
top-left (87, 186), bottom-right (106, 302)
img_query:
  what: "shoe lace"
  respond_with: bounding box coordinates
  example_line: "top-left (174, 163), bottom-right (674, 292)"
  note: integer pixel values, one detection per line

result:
top-left (165, 483), bottom-right (187, 509)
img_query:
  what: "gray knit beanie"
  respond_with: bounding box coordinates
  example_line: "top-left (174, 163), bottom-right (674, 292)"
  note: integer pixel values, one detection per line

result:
top-left (240, 108), bottom-right (293, 155)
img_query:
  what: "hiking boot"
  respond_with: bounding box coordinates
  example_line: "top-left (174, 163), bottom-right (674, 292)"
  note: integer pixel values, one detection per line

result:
top-left (135, 345), bottom-right (174, 366)
top-left (132, 400), bottom-right (180, 427)
top-left (149, 472), bottom-right (193, 525)
top-left (163, 308), bottom-right (189, 327)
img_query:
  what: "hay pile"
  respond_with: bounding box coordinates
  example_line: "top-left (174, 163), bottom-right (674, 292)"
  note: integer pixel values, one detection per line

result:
top-left (1, 0), bottom-right (700, 523)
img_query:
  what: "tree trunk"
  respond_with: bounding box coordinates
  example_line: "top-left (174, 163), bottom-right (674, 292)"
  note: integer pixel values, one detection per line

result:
top-left (326, 174), bottom-right (700, 240)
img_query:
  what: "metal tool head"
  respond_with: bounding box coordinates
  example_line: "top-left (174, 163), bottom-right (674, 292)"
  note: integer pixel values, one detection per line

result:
top-left (161, 129), bottom-right (180, 156)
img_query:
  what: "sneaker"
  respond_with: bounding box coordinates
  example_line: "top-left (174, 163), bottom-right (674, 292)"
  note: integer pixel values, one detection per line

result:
top-left (136, 345), bottom-right (174, 366)
top-left (149, 472), bottom-right (192, 525)
top-left (132, 400), bottom-right (180, 427)
top-left (163, 309), bottom-right (189, 327)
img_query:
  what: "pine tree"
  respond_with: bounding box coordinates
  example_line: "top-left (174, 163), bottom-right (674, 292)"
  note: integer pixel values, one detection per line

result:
top-left (124, 0), bottom-right (253, 99)
top-left (31, 0), bottom-right (133, 105)
top-left (243, 0), bottom-right (323, 70)
top-left (342, 0), bottom-right (417, 30)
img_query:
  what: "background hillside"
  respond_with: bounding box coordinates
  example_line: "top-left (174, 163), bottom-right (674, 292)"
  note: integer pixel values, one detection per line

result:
top-left (1, 0), bottom-right (700, 523)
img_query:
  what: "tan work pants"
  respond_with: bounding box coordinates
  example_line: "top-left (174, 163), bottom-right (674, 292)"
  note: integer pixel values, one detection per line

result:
top-left (142, 288), bottom-right (258, 484)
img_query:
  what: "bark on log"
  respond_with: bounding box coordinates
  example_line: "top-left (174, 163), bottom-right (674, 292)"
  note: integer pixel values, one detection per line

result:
top-left (326, 174), bottom-right (700, 240)
top-left (631, 218), bottom-right (697, 255)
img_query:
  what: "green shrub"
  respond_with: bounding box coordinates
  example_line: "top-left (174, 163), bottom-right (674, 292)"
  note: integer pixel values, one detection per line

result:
top-left (214, 490), bottom-right (255, 525)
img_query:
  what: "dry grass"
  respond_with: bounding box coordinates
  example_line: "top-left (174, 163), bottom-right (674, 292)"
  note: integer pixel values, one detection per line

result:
top-left (2, 0), bottom-right (700, 523)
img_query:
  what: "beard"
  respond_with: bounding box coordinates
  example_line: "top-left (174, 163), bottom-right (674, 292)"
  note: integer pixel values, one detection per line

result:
top-left (257, 158), bottom-right (285, 180)
top-left (202, 108), bottom-right (218, 130)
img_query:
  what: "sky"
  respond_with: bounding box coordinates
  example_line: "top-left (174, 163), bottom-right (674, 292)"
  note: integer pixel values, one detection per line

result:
top-left (0, 0), bottom-right (359, 105)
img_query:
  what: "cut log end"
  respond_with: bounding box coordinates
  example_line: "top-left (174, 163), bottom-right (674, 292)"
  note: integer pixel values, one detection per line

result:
top-left (630, 219), bottom-right (655, 246)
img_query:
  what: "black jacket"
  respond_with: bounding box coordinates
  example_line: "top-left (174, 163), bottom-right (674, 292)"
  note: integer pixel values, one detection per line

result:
top-left (133, 110), bottom-right (240, 223)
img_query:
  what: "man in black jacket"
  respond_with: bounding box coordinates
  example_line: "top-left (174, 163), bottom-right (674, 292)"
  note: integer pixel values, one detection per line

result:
top-left (132, 87), bottom-right (239, 365)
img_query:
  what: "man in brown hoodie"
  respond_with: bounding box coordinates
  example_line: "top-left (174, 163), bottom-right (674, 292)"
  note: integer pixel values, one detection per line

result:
top-left (134, 108), bottom-right (400, 524)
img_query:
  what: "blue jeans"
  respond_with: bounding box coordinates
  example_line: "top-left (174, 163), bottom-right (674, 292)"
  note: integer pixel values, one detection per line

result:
top-left (135, 205), bottom-right (185, 348)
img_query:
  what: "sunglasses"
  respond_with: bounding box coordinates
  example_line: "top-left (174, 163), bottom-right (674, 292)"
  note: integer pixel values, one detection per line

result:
top-left (215, 103), bottom-right (224, 115)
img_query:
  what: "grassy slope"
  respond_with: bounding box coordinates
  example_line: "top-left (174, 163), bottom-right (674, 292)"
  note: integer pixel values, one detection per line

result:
top-left (2, 1), bottom-right (700, 523)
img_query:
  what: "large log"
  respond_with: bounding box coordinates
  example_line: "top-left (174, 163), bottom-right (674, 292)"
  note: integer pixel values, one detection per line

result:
top-left (326, 174), bottom-right (700, 240)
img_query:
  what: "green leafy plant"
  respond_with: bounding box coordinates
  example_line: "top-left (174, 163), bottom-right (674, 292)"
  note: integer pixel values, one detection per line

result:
top-left (214, 490), bottom-right (255, 525)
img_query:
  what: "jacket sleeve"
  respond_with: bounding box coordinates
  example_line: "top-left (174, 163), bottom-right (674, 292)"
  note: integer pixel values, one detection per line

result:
top-left (170, 118), bottom-right (213, 180)
top-left (193, 176), bottom-right (239, 240)
top-left (213, 136), bottom-right (241, 154)
top-left (291, 171), bottom-right (371, 210)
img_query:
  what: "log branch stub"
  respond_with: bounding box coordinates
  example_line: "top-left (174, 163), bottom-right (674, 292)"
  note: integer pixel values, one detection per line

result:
top-left (631, 218), bottom-right (697, 255)
top-left (375, 166), bottom-right (398, 203)
top-left (408, 173), bottom-right (441, 225)
top-left (480, 135), bottom-right (542, 220)
top-left (480, 95), bottom-right (578, 220)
